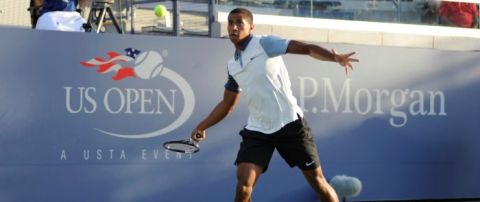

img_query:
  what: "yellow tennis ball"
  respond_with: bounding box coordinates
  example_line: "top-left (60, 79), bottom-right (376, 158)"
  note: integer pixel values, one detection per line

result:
top-left (154, 5), bottom-right (167, 17)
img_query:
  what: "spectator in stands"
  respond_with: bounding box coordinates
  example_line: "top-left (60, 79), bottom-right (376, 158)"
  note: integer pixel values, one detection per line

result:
top-left (421, 0), bottom-right (440, 24)
top-left (439, 1), bottom-right (478, 28)
top-left (33, 0), bottom-right (88, 31)
top-left (32, 0), bottom-right (88, 16)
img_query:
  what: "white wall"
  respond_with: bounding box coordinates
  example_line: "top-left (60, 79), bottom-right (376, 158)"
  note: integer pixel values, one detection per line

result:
top-left (214, 11), bottom-right (480, 51)
top-left (0, 0), bottom-right (32, 27)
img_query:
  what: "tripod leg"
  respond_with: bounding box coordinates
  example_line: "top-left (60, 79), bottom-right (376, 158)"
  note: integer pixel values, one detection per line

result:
top-left (96, 7), bottom-right (108, 33)
top-left (84, 8), bottom-right (96, 32)
top-left (106, 7), bottom-right (123, 34)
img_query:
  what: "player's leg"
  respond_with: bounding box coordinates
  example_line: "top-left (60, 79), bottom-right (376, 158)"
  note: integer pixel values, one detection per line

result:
top-left (275, 116), bottom-right (339, 202)
top-left (234, 129), bottom-right (275, 202)
top-left (302, 166), bottom-right (339, 202)
top-left (235, 162), bottom-right (264, 202)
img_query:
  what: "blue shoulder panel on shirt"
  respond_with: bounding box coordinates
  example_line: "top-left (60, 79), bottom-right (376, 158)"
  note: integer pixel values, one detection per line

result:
top-left (224, 74), bottom-right (241, 92)
top-left (259, 35), bottom-right (290, 57)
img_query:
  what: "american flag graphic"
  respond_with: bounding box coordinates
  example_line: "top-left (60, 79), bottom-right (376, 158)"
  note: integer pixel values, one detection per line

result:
top-left (80, 48), bottom-right (141, 80)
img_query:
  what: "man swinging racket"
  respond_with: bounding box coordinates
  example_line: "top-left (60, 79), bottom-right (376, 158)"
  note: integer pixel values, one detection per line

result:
top-left (190, 8), bottom-right (358, 202)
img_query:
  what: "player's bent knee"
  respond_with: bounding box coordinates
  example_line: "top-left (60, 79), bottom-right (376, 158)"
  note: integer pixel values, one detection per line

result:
top-left (236, 184), bottom-right (254, 201)
top-left (236, 176), bottom-right (254, 194)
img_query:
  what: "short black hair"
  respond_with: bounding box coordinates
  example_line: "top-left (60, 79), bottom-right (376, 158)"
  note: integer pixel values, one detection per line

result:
top-left (229, 8), bottom-right (253, 24)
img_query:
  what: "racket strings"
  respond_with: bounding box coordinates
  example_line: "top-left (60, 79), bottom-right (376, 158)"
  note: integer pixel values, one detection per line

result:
top-left (164, 142), bottom-right (199, 153)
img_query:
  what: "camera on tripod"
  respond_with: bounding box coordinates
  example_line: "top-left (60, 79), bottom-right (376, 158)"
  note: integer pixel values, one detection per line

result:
top-left (84, 0), bottom-right (123, 33)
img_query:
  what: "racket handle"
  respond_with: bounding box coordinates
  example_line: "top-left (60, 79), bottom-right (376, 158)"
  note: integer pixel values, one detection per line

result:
top-left (195, 132), bottom-right (201, 139)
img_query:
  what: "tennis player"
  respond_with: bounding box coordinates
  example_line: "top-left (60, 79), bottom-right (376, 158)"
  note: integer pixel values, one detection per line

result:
top-left (191, 8), bottom-right (358, 202)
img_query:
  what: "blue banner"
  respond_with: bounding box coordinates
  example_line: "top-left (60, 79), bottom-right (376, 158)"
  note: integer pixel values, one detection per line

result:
top-left (0, 27), bottom-right (479, 201)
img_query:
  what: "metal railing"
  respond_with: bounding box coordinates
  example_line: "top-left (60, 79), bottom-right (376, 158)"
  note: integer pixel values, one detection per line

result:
top-left (127, 0), bottom-right (215, 36)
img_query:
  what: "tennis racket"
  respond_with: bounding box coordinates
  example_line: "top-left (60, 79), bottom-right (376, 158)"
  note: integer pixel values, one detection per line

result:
top-left (163, 133), bottom-right (201, 154)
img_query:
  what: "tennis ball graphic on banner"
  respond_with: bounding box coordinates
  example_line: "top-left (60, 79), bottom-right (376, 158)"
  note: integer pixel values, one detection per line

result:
top-left (134, 51), bottom-right (164, 79)
top-left (79, 48), bottom-right (195, 139)
top-left (154, 5), bottom-right (167, 17)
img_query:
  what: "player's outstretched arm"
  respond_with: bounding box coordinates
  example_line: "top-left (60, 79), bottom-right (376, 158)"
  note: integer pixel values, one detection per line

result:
top-left (286, 40), bottom-right (359, 75)
top-left (191, 89), bottom-right (240, 141)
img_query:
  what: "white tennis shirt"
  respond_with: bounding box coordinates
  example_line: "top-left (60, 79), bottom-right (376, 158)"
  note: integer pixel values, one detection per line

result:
top-left (226, 35), bottom-right (304, 134)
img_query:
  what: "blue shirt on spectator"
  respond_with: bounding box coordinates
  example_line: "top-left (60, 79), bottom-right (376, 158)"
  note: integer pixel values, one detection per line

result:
top-left (40, 0), bottom-right (78, 16)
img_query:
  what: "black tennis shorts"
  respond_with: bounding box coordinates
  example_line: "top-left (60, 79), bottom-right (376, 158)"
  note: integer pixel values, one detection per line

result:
top-left (234, 116), bottom-right (320, 172)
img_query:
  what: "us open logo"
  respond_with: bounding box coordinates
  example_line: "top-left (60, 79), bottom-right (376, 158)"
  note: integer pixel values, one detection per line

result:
top-left (65, 48), bottom-right (195, 139)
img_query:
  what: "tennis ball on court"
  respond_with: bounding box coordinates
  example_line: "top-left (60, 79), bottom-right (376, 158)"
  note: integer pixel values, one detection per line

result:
top-left (154, 5), bottom-right (167, 17)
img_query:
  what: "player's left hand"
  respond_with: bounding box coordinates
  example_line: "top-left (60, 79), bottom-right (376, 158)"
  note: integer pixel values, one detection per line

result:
top-left (332, 49), bottom-right (359, 76)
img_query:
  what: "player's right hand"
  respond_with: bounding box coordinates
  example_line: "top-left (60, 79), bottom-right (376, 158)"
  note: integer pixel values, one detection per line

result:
top-left (191, 129), bottom-right (205, 142)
